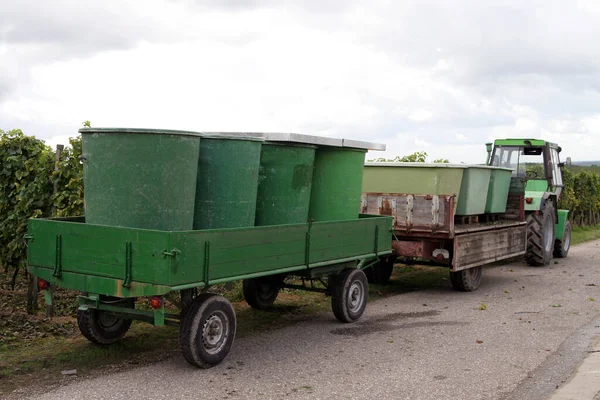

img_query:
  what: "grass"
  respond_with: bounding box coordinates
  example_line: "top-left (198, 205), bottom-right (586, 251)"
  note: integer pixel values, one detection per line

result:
top-left (0, 265), bottom-right (448, 397)
top-left (571, 224), bottom-right (600, 245)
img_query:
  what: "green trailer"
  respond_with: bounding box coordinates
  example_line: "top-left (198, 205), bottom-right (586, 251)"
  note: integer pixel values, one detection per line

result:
top-left (27, 129), bottom-right (391, 368)
top-left (27, 215), bottom-right (392, 368)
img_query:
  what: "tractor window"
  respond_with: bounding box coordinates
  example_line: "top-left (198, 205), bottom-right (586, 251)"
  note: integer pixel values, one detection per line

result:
top-left (551, 148), bottom-right (563, 186)
top-left (492, 146), bottom-right (546, 178)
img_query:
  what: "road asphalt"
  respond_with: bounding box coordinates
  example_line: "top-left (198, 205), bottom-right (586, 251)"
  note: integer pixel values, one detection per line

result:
top-left (11, 240), bottom-right (600, 400)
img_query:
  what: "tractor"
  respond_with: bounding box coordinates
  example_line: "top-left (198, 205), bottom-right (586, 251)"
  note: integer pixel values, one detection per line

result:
top-left (487, 139), bottom-right (571, 266)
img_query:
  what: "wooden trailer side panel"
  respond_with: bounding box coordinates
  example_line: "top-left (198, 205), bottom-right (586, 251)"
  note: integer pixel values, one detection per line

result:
top-left (452, 224), bottom-right (527, 271)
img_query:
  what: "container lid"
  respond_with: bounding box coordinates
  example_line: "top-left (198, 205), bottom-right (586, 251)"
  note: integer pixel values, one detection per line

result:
top-left (263, 140), bottom-right (317, 149)
top-left (364, 162), bottom-right (469, 169)
top-left (200, 133), bottom-right (264, 142)
top-left (205, 132), bottom-right (385, 151)
top-left (79, 127), bottom-right (202, 138)
top-left (342, 139), bottom-right (386, 151)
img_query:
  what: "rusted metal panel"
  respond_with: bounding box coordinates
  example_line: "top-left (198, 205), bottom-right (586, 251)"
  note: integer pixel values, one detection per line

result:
top-left (392, 240), bottom-right (441, 260)
top-left (361, 192), bottom-right (455, 238)
top-left (452, 223), bottom-right (527, 271)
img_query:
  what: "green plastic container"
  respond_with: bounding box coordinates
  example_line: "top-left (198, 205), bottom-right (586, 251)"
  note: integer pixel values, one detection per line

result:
top-left (255, 142), bottom-right (316, 226)
top-left (309, 147), bottom-right (367, 221)
top-left (455, 166), bottom-right (493, 216)
top-left (194, 135), bottom-right (263, 229)
top-left (485, 167), bottom-right (513, 213)
top-left (362, 163), bottom-right (467, 195)
top-left (80, 128), bottom-right (201, 230)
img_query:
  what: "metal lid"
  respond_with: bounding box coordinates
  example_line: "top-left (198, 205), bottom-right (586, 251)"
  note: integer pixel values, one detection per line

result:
top-left (200, 133), bottom-right (264, 142)
top-left (79, 127), bottom-right (202, 138)
top-left (364, 162), bottom-right (469, 168)
top-left (205, 132), bottom-right (385, 150)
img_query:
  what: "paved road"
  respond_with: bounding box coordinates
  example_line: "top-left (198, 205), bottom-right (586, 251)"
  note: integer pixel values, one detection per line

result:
top-left (20, 241), bottom-right (600, 400)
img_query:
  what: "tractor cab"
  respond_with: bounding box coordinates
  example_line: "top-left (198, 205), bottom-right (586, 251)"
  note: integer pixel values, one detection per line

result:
top-left (487, 139), bottom-right (564, 211)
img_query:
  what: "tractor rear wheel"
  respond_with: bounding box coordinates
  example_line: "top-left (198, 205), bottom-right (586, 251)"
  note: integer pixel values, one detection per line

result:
top-left (525, 202), bottom-right (555, 266)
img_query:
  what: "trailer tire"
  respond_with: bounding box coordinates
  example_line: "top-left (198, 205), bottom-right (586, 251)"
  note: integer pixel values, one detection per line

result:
top-left (526, 203), bottom-right (555, 266)
top-left (77, 297), bottom-right (134, 345)
top-left (554, 220), bottom-right (571, 258)
top-left (331, 269), bottom-right (368, 323)
top-left (242, 276), bottom-right (281, 309)
top-left (364, 256), bottom-right (395, 284)
top-left (180, 293), bottom-right (236, 368)
top-left (449, 266), bottom-right (483, 292)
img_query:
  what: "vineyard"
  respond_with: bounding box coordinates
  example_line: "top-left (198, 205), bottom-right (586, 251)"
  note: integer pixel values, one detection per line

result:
top-left (0, 129), bottom-right (599, 285)
top-left (0, 129), bottom-right (84, 287)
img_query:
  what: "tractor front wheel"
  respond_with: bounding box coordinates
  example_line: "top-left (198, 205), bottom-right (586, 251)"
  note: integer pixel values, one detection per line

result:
top-left (525, 203), bottom-right (556, 266)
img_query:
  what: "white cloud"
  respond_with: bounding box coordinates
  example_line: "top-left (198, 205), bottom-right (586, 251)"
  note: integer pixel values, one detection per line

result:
top-left (1, 0), bottom-right (600, 162)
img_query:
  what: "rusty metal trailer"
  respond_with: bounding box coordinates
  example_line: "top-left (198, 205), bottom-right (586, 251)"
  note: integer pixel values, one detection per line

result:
top-left (361, 190), bottom-right (527, 290)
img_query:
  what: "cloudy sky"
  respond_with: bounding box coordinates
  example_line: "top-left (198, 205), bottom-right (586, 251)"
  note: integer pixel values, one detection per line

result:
top-left (2, 0), bottom-right (599, 162)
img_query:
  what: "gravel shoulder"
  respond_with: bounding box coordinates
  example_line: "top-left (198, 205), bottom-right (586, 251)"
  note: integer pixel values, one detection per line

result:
top-left (11, 240), bottom-right (600, 400)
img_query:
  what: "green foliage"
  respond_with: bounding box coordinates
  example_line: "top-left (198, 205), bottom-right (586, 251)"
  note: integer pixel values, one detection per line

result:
top-left (0, 130), bottom-right (54, 276)
top-left (559, 168), bottom-right (600, 226)
top-left (370, 151), bottom-right (448, 163)
top-left (51, 137), bottom-right (84, 217)
top-left (0, 130), bottom-right (84, 283)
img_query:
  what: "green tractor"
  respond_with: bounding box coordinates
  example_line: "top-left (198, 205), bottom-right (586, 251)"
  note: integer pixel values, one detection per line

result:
top-left (487, 139), bottom-right (571, 266)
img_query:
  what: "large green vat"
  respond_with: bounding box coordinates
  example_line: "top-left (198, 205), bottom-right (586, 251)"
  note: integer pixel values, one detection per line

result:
top-left (485, 167), bottom-right (513, 213)
top-left (80, 128), bottom-right (201, 230)
top-left (362, 163), bottom-right (467, 195)
top-left (455, 166), bottom-right (493, 216)
top-left (193, 135), bottom-right (263, 229)
top-left (309, 147), bottom-right (367, 221)
top-left (255, 142), bottom-right (316, 226)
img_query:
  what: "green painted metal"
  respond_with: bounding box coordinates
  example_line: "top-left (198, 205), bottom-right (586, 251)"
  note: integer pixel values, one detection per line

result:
top-left (525, 180), bottom-right (550, 192)
top-left (27, 215), bottom-right (393, 298)
top-left (493, 138), bottom-right (547, 147)
top-left (80, 128), bottom-right (201, 231)
top-left (455, 166), bottom-right (492, 216)
top-left (556, 209), bottom-right (569, 240)
top-left (309, 147), bottom-right (367, 221)
top-left (485, 167), bottom-right (513, 213)
top-left (524, 180), bottom-right (550, 211)
top-left (362, 163), bottom-right (467, 196)
top-left (255, 142), bottom-right (316, 226)
top-left (194, 135), bottom-right (263, 229)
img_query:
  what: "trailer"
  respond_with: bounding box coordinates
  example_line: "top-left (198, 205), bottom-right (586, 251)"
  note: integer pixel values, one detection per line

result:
top-left (361, 163), bottom-right (528, 290)
top-left (27, 214), bottom-right (392, 367)
top-left (27, 128), bottom-right (392, 368)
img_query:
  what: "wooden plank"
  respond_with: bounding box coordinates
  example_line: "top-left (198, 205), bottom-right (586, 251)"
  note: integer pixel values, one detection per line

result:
top-left (453, 225), bottom-right (527, 271)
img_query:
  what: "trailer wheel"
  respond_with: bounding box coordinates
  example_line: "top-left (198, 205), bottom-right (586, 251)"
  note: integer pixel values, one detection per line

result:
top-left (364, 256), bottom-right (395, 284)
top-left (331, 269), bottom-right (368, 323)
top-left (554, 220), bottom-right (571, 258)
top-left (449, 266), bottom-right (483, 292)
top-left (77, 297), bottom-right (134, 345)
top-left (180, 293), bottom-right (236, 368)
top-left (526, 203), bottom-right (555, 266)
top-left (242, 276), bottom-right (282, 309)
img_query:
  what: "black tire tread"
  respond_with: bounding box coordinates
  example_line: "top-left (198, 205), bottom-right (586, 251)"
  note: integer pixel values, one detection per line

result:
top-left (449, 266), bottom-right (483, 292)
top-left (365, 256), bottom-right (395, 284)
top-left (525, 202), bottom-right (555, 267)
top-left (77, 298), bottom-right (134, 345)
top-left (331, 269), bottom-right (368, 323)
top-left (179, 293), bottom-right (236, 368)
top-left (242, 277), bottom-right (281, 310)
